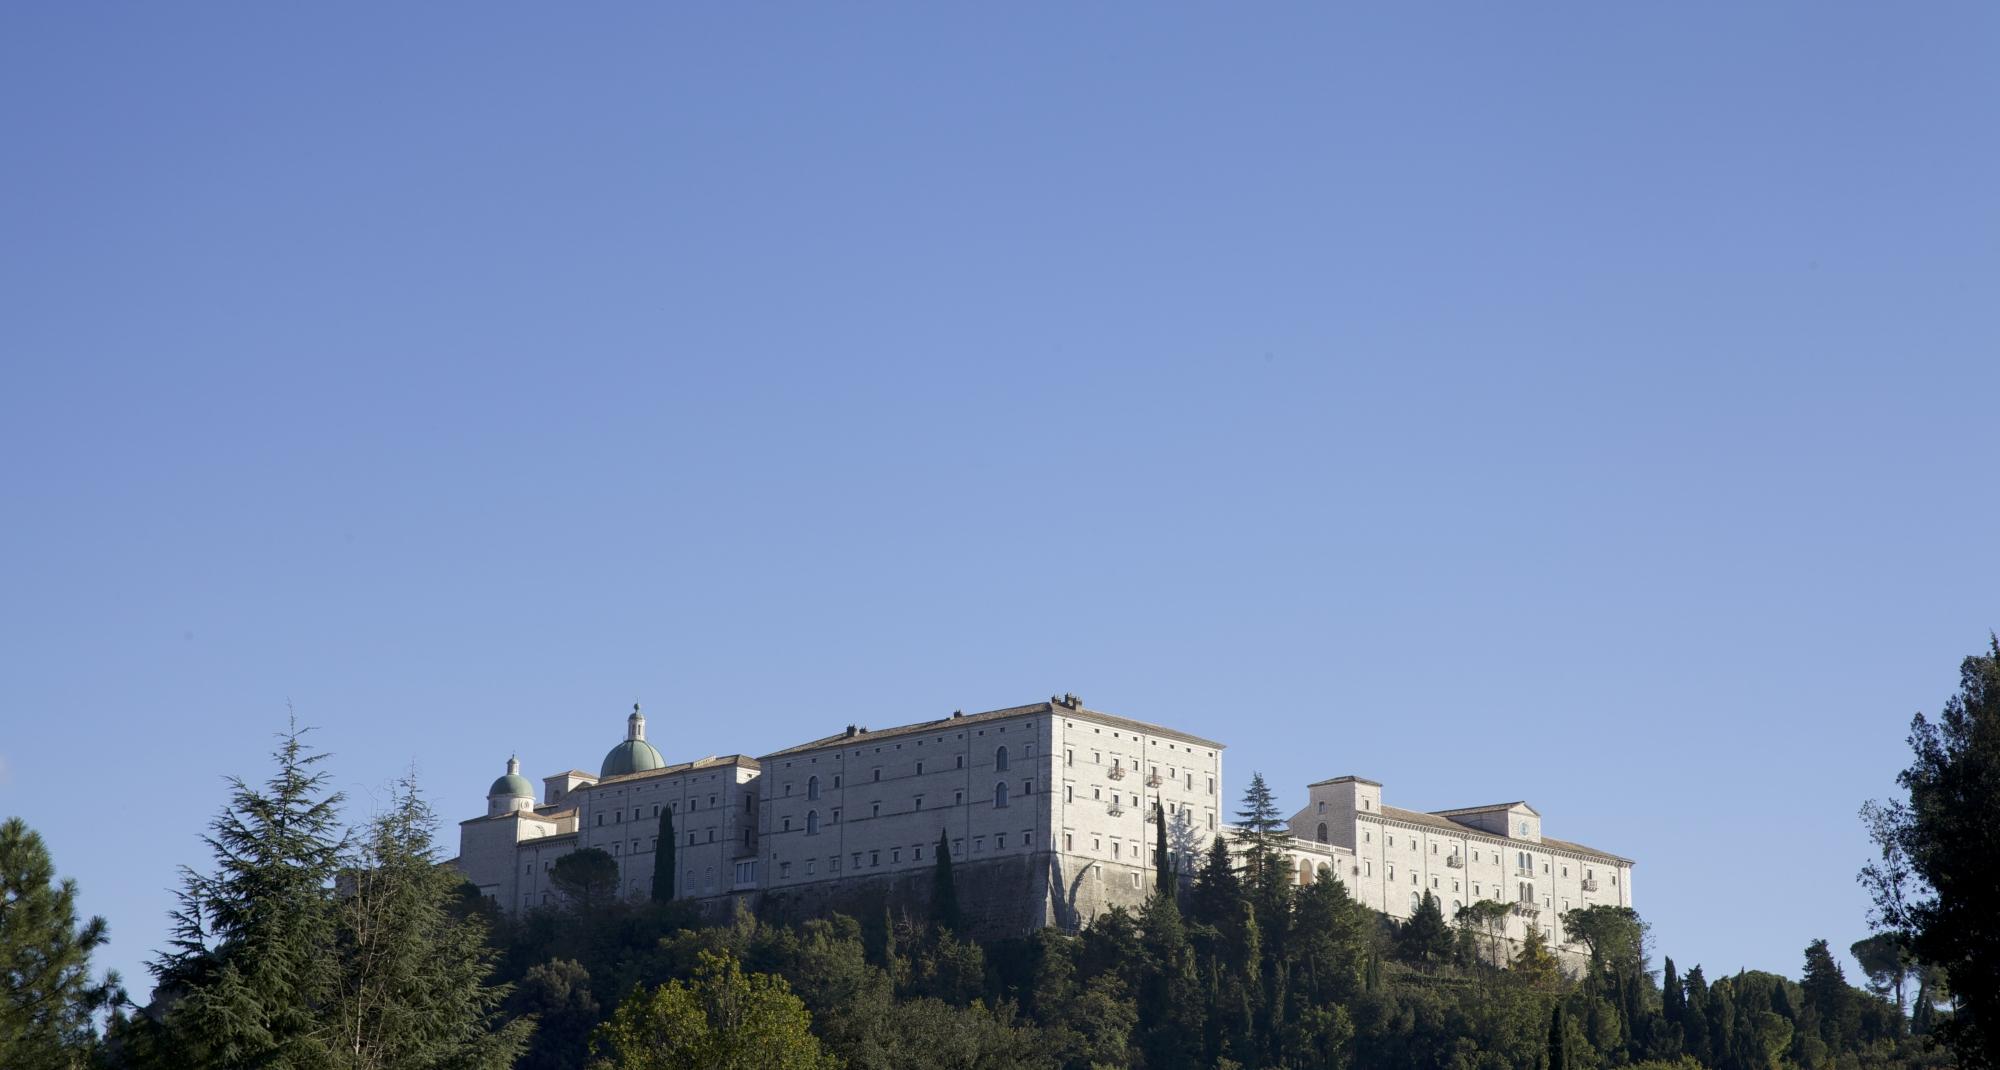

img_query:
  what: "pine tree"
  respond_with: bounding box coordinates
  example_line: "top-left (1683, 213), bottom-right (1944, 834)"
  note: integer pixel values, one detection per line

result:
top-left (931, 829), bottom-right (960, 933)
top-left (1153, 801), bottom-right (1171, 899)
top-left (1189, 836), bottom-right (1241, 933)
top-left (330, 774), bottom-right (531, 1068)
top-left (0, 818), bottom-right (121, 1070)
top-left (1800, 938), bottom-right (1858, 1050)
top-left (152, 715), bottom-right (346, 1069)
top-left (1394, 890), bottom-right (1453, 969)
top-left (1878, 635), bottom-right (2000, 1068)
top-left (652, 805), bottom-right (677, 902)
top-left (1234, 773), bottom-right (1293, 974)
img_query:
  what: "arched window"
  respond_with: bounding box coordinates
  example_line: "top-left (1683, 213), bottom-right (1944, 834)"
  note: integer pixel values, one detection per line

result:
top-left (1410, 892), bottom-right (1422, 911)
top-left (807, 775), bottom-right (820, 800)
top-left (1298, 859), bottom-right (1314, 886)
top-left (995, 746), bottom-right (1010, 772)
top-left (806, 810), bottom-right (820, 835)
top-left (994, 782), bottom-right (1010, 808)
top-left (1315, 822), bottom-right (1329, 843)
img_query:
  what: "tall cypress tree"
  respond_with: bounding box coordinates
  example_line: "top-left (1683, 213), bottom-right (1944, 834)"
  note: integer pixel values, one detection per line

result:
top-left (652, 804), bottom-right (677, 902)
top-left (931, 829), bottom-right (960, 933)
top-left (1153, 801), bottom-right (1171, 898)
top-left (1548, 1002), bottom-right (1573, 1070)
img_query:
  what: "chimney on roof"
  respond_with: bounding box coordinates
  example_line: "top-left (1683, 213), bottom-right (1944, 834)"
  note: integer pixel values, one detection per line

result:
top-left (845, 724), bottom-right (857, 738)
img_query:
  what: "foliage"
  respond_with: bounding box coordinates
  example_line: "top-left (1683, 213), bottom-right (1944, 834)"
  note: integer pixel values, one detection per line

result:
top-left (0, 817), bottom-right (120, 1070)
top-left (148, 716), bottom-right (348, 1069)
top-left (329, 774), bottom-right (529, 1069)
top-left (1863, 634), bottom-right (2000, 1068)
top-left (591, 950), bottom-right (838, 1070)
top-left (653, 806), bottom-right (677, 903)
top-left (552, 849), bottom-right (620, 912)
top-left (931, 829), bottom-right (961, 934)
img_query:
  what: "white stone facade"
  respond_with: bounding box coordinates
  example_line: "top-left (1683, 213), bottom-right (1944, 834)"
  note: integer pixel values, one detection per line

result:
top-left (454, 699), bottom-right (1633, 961)
top-left (1283, 776), bottom-right (1634, 966)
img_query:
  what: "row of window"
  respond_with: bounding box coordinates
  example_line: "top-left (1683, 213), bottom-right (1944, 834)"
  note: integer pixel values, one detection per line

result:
top-left (597, 793), bottom-right (747, 826)
top-left (1061, 749), bottom-right (1215, 795)
top-left (777, 830), bottom-right (1038, 879)
top-left (781, 780), bottom-right (1034, 833)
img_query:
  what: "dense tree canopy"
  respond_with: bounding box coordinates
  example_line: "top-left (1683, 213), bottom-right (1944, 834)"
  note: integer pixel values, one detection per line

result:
top-left (0, 818), bottom-right (119, 1070)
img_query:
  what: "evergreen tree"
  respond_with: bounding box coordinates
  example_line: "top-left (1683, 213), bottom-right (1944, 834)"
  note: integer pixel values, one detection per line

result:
top-left (152, 716), bottom-right (346, 1070)
top-left (930, 829), bottom-right (960, 933)
top-left (1512, 925), bottom-right (1562, 990)
top-left (1799, 938), bottom-right (1858, 1050)
top-left (1188, 835), bottom-right (1240, 934)
top-left (329, 774), bottom-right (531, 1068)
top-left (1153, 801), bottom-right (1171, 899)
top-left (1394, 891), bottom-right (1453, 969)
top-left (1875, 635), bottom-right (2000, 1068)
top-left (653, 805), bottom-right (677, 902)
top-left (551, 849), bottom-right (619, 911)
top-left (1548, 1002), bottom-right (1573, 1070)
top-left (0, 818), bottom-right (120, 1070)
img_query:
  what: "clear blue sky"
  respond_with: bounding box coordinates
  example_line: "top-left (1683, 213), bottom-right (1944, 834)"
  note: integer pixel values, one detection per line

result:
top-left (3, 4), bottom-right (1994, 1001)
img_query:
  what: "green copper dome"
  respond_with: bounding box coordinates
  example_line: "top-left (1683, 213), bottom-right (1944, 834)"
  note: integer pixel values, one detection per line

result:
top-left (489, 756), bottom-right (535, 800)
top-left (601, 739), bottom-right (666, 778)
top-left (488, 772), bottom-right (535, 798)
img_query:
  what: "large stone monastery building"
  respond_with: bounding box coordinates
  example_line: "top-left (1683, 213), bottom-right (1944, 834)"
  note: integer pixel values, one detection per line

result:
top-left (456, 697), bottom-right (1633, 957)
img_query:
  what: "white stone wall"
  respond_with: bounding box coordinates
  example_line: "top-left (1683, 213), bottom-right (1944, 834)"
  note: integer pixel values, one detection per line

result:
top-left (1285, 778), bottom-right (1634, 968)
top-left (573, 760), bottom-right (759, 903)
top-left (760, 712), bottom-right (1052, 893)
top-left (1051, 711), bottom-right (1223, 919)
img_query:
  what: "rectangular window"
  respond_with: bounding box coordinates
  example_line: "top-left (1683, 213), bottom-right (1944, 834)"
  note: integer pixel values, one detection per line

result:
top-left (952, 839), bottom-right (963, 857)
top-left (1066, 749), bottom-right (1074, 766)
top-left (1024, 780), bottom-right (1033, 795)
top-left (892, 848), bottom-right (901, 863)
top-left (871, 803), bottom-right (880, 818)
top-left (779, 861), bottom-right (791, 878)
top-left (955, 755), bottom-right (964, 769)
top-left (852, 853), bottom-right (862, 869)
top-left (1387, 865), bottom-right (1395, 881)
top-left (914, 796), bottom-right (924, 810)
top-left (873, 769), bottom-right (881, 782)
top-left (1023, 830), bottom-right (1033, 847)
top-left (870, 850), bottom-right (880, 867)
top-left (996, 833), bottom-right (1006, 848)
top-left (1093, 787), bottom-right (1101, 800)
top-left (1364, 861), bottom-right (1372, 876)
top-left (807, 859), bottom-right (816, 876)
top-left (1065, 785), bottom-right (1073, 802)
top-left (954, 790), bottom-right (963, 805)
top-left (832, 808), bottom-right (842, 823)
top-left (916, 761), bottom-right (924, 775)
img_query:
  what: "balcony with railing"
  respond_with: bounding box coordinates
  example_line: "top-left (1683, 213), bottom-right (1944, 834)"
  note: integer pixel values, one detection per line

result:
top-left (1146, 771), bottom-right (1162, 787)
top-left (1580, 877), bottom-right (1599, 892)
top-left (1446, 854), bottom-right (1464, 868)
top-left (1107, 800), bottom-right (1126, 817)
top-left (1108, 765), bottom-right (1127, 780)
top-left (1512, 901), bottom-right (1540, 919)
